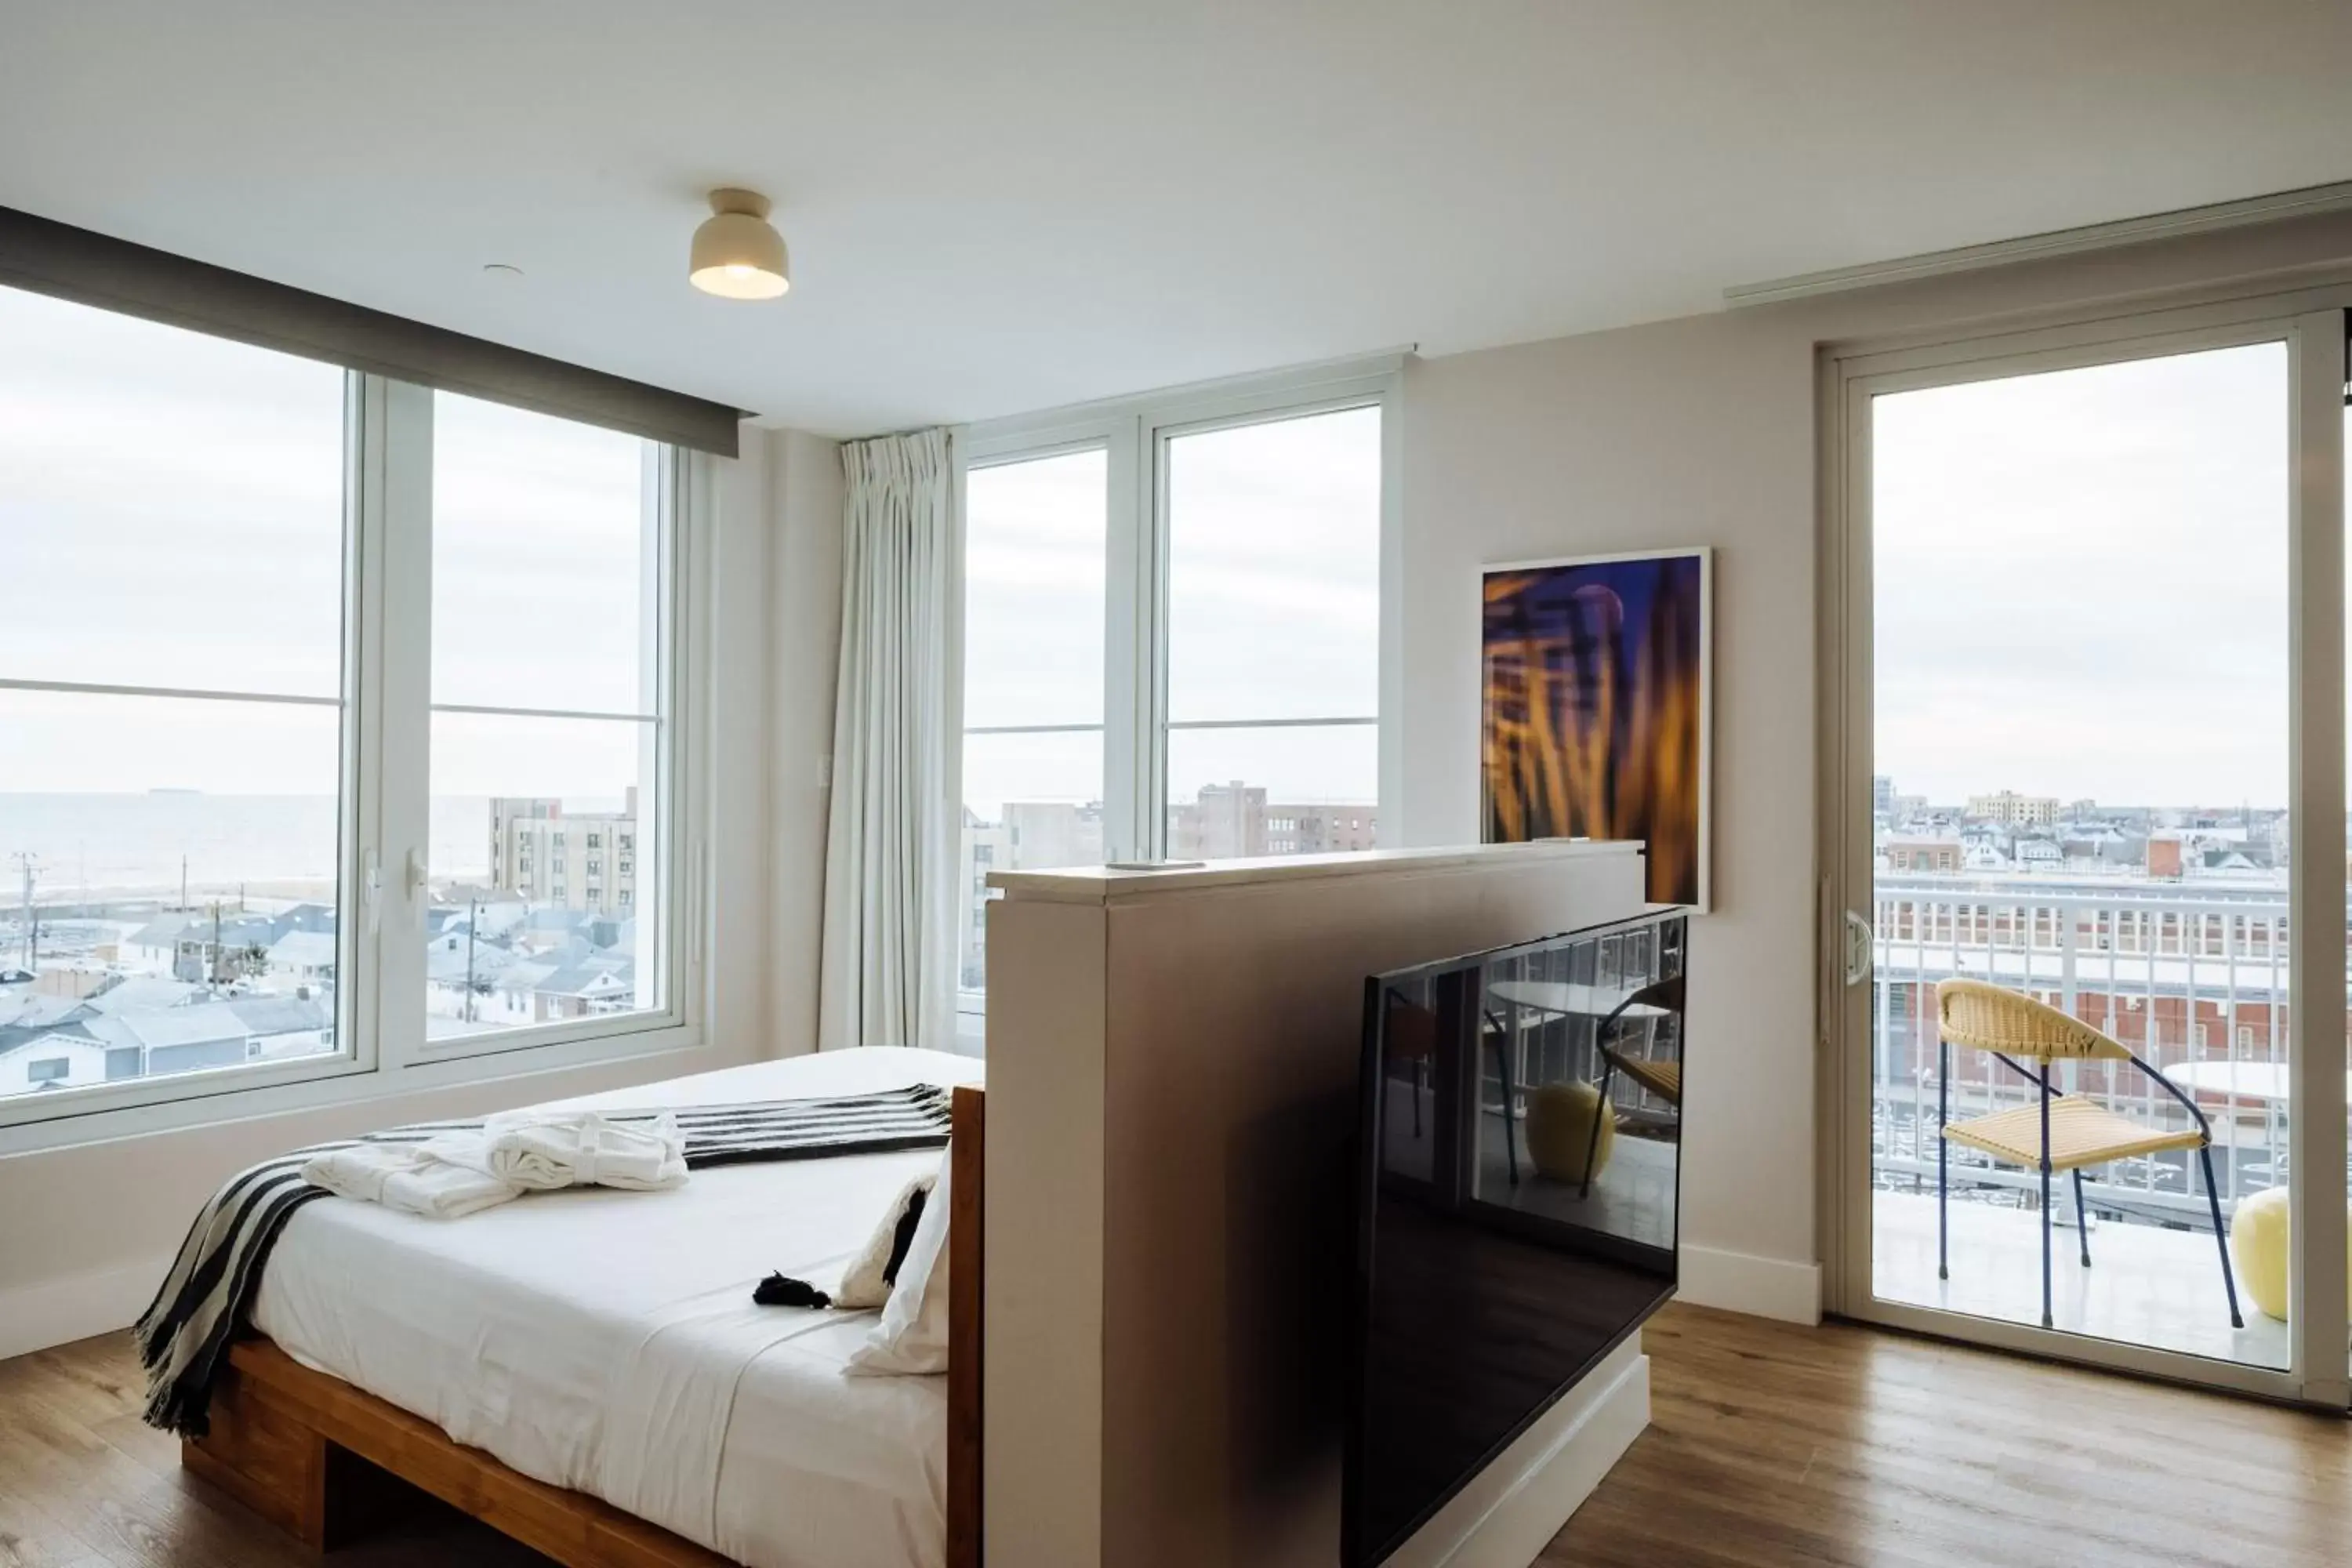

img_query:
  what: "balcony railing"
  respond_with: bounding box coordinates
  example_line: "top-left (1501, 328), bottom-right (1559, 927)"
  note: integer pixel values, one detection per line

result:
top-left (1869, 873), bottom-right (2321, 1225)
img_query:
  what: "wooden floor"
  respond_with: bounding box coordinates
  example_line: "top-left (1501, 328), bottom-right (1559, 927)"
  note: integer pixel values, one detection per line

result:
top-left (0, 1334), bottom-right (553, 1567)
top-left (1, 1303), bottom-right (2345, 1566)
top-left (1546, 1304), bottom-right (2350, 1567)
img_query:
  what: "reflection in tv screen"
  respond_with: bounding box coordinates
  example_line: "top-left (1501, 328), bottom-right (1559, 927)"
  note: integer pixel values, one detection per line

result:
top-left (1344, 910), bottom-right (1686, 1566)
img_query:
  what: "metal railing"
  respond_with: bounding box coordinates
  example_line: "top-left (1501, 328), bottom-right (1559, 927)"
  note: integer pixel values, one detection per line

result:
top-left (1870, 873), bottom-right (2312, 1227)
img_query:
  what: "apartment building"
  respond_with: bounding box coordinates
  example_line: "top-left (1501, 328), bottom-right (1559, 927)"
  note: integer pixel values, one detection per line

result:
top-left (489, 791), bottom-right (641, 916)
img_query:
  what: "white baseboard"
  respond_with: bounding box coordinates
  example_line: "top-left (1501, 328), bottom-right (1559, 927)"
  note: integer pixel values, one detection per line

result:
top-left (1388, 1334), bottom-right (1651, 1568)
top-left (1679, 1243), bottom-right (1822, 1325)
top-left (0, 1251), bottom-right (173, 1363)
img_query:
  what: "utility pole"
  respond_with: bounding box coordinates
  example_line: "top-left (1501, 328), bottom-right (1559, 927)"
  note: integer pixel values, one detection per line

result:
top-left (10, 852), bottom-right (36, 975)
top-left (210, 899), bottom-right (224, 989)
top-left (465, 897), bottom-right (481, 1023)
top-left (180, 855), bottom-right (188, 913)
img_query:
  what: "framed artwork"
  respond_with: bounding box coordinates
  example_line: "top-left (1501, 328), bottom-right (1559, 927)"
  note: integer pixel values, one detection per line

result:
top-left (1480, 547), bottom-right (1712, 909)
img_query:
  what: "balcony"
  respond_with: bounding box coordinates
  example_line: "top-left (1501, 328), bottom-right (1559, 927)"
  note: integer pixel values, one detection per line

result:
top-left (1867, 873), bottom-right (2322, 1366)
top-left (1873, 1189), bottom-right (2286, 1365)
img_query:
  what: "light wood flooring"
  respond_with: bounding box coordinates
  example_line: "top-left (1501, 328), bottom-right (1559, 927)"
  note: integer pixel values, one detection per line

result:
top-left (0, 1303), bottom-right (2343, 1566)
top-left (1546, 1305), bottom-right (2349, 1566)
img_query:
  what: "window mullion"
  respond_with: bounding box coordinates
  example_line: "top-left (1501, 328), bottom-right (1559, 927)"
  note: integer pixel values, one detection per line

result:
top-left (1375, 377), bottom-right (1402, 848)
top-left (658, 445), bottom-right (695, 1021)
top-left (341, 372), bottom-right (386, 1080)
top-left (2287, 307), bottom-right (2350, 1403)
top-left (372, 378), bottom-right (434, 1071)
top-left (1105, 415), bottom-right (1151, 860)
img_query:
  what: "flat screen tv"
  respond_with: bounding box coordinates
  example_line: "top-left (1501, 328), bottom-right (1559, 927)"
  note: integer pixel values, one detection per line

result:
top-left (1344, 909), bottom-right (1686, 1566)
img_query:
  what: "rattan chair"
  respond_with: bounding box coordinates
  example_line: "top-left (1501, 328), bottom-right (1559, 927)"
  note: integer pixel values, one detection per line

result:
top-left (1934, 978), bottom-right (2242, 1330)
top-left (1579, 973), bottom-right (1687, 1199)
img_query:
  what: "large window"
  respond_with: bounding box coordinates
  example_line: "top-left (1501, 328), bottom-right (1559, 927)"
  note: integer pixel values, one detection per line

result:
top-left (426, 394), bottom-right (666, 1044)
top-left (959, 449), bottom-right (1109, 996)
top-left (1163, 406), bottom-right (1382, 857)
top-left (0, 287), bottom-right (350, 1105)
top-left (0, 285), bottom-right (691, 1129)
top-left (956, 369), bottom-right (1392, 1018)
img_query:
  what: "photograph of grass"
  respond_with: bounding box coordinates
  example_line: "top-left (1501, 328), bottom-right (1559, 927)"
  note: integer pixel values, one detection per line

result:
top-left (1481, 549), bottom-right (1710, 909)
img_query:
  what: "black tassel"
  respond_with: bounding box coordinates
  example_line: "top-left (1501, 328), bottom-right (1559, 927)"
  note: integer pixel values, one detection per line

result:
top-left (753, 1272), bottom-right (833, 1309)
top-left (884, 1187), bottom-right (929, 1287)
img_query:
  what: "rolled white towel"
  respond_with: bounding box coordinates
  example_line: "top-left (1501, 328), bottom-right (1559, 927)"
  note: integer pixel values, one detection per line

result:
top-left (302, 1143), bottom-right (523, 1219)
top-left (426, 1110), bottom-right (688, 1192)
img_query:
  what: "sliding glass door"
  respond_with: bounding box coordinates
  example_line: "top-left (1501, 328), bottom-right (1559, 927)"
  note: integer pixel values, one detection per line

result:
top-left (1831, 304), bottom-right (2350, 1402)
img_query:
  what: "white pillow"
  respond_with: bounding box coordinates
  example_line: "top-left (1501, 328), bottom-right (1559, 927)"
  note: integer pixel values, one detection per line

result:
top-left (836, 1172), bottom-right (935, 1310)
top-left (846, 1147), bottom-right (953, 1376)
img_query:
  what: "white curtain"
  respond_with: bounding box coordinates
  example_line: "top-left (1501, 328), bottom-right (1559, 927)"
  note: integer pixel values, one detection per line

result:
top-left (818, 427), bottom-right (960, 1051)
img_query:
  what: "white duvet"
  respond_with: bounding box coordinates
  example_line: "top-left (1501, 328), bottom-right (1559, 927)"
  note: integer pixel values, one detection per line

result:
top-left (249, 1046), bottom-right (984, 1568)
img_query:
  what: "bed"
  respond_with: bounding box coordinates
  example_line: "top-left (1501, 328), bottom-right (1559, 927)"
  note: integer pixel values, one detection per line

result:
top-left (181, 1047), bottom-right (989, 1568)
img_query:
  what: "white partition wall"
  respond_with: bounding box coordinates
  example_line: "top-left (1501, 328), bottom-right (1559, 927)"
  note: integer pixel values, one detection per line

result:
top-left (984, 840), bottom-right (1648, 1568)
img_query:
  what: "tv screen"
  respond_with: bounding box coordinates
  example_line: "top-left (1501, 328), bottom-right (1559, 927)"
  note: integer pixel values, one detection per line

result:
top-left (1344, 909), bottom-right (1686, 1566)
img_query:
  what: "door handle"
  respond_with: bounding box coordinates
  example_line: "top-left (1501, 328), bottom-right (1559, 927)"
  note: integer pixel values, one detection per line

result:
top-left (1844, 910), bottom-right (1874, 987)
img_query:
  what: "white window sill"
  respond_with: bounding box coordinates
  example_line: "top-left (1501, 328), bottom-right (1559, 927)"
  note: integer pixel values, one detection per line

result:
top-left (0, 1018), bottom-right (714, 1158)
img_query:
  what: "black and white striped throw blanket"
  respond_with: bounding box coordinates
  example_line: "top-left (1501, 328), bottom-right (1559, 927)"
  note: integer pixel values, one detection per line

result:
top-left (136, 1082), bottom-right (953, 1438)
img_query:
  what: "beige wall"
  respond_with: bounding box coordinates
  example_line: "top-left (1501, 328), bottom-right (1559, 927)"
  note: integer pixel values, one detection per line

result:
top-left (1400, 311), bottom-right (1820, 1306)
top-left (985, 844), bottom-right (1648, 1568)
top-left (1396, 207), bottom-right (2352, 1318)
top-left (0, 420), bottom-right (842, 1358)
top-left (766, 427), bottom-right (847, 1060)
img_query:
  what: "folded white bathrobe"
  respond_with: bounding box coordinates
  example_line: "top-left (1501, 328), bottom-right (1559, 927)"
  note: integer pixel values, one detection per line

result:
top-left (303, 1111), bottom-right (688, 1220)
top-left (428, 1110), bottom-right (689, 1192)
top-left (300, 1142), bottom-right (521, 1219)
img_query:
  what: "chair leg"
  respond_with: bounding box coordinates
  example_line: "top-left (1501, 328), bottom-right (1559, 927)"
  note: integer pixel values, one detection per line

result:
top-left (2198, 1145), bottom-right (2244, 1330)
top-left (2071, 1167), bottom-right (2091, 1268)
top-left (1581, 1059), bottom-right (1615, 1200)
top-left (1936, 1038), bottom-right (1948, 1283)
top-left (1490, 1036), bottom-right (1519, 1188)
top-left (2039, 1079), bottom-right (2053, 1330)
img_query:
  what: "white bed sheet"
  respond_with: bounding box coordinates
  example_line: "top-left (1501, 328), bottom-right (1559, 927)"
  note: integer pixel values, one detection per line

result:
top-left (249, 1046), bottom-right (984, 1568)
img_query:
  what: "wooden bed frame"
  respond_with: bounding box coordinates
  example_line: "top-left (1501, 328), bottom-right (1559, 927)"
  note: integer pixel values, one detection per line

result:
top-left (184, 1083), bottom-right (988, 1568)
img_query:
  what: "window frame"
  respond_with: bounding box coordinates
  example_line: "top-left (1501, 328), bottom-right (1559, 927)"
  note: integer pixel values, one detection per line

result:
top-left (1144, 384), bottom-right (1396, 857)
top-left (953, 356), bottom-right (1403, 1026)
top-left (0, 366), bottom-right (379, 1137)
top-left (0, 350), bottom-right (716, 1151)
top-left (1822, 296), bottom-right (2350, 1405)
top-left (955, 430), bottom-right (1124, 1028)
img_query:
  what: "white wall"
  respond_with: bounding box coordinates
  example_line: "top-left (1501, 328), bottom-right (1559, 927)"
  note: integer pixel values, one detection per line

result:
top-left (767, 428), bottom-right (847, 1059)
top-left (1397, 208), bottom-right (2352, 1323)
top-left (1401, 312), bottom-right (1817, 1314)
top-left (707, 426), bottom-right (777, 1074)
top-left (0, 1037), bottom-right (111, 1097)
top-left (0, 419), bottom-right (842, 1359)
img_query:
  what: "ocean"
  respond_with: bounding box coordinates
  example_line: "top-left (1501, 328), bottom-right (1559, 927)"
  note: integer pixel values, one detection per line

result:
top-left (0, 794), bottom-right (515, 900)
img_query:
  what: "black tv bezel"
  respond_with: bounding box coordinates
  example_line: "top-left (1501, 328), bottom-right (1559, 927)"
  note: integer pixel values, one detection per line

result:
top-left (1340, 909), bottom-right (1686, 1568)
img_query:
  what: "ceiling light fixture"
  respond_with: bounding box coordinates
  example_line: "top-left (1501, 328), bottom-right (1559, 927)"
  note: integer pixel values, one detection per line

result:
top-left (689, 187), bottom-right (789, 299)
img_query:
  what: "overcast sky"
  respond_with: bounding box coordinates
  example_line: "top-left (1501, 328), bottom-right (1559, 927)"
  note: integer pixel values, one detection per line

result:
top-left (0, 285), bottom-right (650, 807)
top-left (961, 405), bottom-right (1381, 817)
top-left (5, 283), bottom-right (2330, 839)
top-left (1875, 342), bottom-right (2300, 809)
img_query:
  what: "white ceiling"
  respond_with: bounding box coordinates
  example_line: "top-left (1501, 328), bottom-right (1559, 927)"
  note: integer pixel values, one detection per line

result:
top-left (6, 2), bottom-right (2350, 437)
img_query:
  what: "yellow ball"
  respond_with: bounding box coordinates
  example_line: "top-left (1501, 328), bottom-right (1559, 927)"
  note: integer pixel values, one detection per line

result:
top-left (1525, 1080), bottom-right (1614, 1185)
top-left (2229, 1185), bottom-right (2352, 1323)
